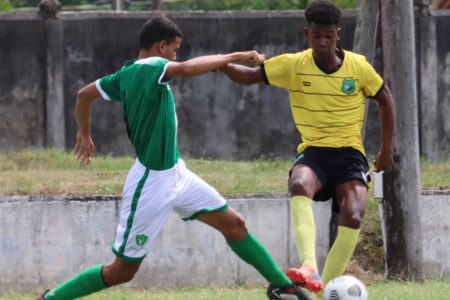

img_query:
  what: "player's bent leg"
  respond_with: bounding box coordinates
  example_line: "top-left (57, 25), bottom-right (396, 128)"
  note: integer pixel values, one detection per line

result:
top-left (320, 181), bottom-right (366, 286)
top-left (38, 264), bottom-right (108, 300)
top-left (287, 165), bottom-right (323, 293)
top-left (320, 226), bottom-right (360, 287)
top-left (37, 258), bottom-right (141, 300)
top-left (102, 257), bottom-right (142, 286)
top-left (198, 209), bottom-right (304, 292)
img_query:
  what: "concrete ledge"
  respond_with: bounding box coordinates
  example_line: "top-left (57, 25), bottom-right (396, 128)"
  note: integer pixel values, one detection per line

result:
top-left (0, 192), bottom-right (448, 292)
top-left (419, 190), bottom-right (450, 278)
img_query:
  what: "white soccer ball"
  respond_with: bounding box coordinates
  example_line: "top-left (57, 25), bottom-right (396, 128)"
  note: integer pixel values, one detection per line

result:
top-left (323, 275), bottom-right (368, 300)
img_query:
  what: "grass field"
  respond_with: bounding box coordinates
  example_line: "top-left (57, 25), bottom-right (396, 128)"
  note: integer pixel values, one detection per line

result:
top-left (1, 280), bottom-right (450, 299)
top-left (0, 148), bottom-right (448, 196)
top-left (0, 149), bottom-right (449, 299)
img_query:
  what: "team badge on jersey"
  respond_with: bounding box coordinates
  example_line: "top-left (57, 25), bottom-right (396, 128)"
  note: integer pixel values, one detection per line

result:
top-left (136, 234), bottom-right (149, 247)
top-left (341, 79), bottom-right (356, 94)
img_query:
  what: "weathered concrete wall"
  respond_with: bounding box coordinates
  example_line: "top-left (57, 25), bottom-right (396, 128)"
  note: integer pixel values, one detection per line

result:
top-left (0, 195), bottom-right (331, 293)
top-left (0, 10), bottom-right (449, 159)
top-left (0, 192), bottom-right (448, 293)
top-left (419, 191), bottom-right (450, 278)
top-left (0, 14), bottom-right (46, 150)
top-left (433, 10), bottom-right (450, 159)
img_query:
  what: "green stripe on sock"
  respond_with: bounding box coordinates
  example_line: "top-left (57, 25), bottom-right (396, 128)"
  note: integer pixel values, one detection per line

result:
top-left (228, 233), bottom-right (291, 287)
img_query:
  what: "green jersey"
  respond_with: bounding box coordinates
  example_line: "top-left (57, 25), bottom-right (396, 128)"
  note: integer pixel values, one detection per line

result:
top-left (96, 57), bottom-right (180, 170)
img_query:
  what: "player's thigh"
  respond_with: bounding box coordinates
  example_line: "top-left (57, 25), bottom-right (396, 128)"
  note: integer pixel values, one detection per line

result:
top-left (335, 180), bottom-right (368, 228)
top-left (115, 167), bottom-right (175, 261)
top-left (289, 164), bottom-right (323, 197)
top-left (173, 168), bottom-right (227, 221)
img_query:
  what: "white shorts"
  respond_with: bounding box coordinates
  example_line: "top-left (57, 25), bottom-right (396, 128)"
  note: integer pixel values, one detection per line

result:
top-left (112, 159), bottom-right (228, 262)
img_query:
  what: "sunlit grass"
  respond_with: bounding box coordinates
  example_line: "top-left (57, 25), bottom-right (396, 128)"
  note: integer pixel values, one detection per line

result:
top-left (1, 279), bottom-right (449, 300)
top-left (0, 149), bottom-right (447, 196)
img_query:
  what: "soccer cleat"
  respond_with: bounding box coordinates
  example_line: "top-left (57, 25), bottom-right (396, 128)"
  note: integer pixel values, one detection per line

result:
top-left (267, 283), bottom-right (313, 300)
top-left (287, 263), bottom-right (324, 293)
top-left (36, 290), bottom-right (49, 300)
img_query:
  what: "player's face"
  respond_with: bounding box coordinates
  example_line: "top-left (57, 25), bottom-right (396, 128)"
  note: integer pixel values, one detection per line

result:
top-left (161, 37), bottom-right (182, 61)
top-left (304, 23), bottom-right (341, 60)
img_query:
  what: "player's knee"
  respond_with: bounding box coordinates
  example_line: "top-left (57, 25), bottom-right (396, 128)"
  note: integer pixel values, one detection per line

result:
top-left (225, 214), bottom-right (248, 241)
top-left (341, 210), bottom-right (365, 229)
top-left (103, 262), bottom-right (139, 286)
top-left (289, 177), bottom-right (312, 196)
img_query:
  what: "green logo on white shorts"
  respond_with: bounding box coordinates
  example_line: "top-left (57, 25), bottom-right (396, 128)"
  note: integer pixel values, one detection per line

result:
top-left (136, 234), bottom-right (148, 247)
top-left (341, 79), bottom-right (356, 94)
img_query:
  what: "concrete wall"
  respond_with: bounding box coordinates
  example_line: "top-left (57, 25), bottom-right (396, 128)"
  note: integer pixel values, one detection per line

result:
top-left (0, 14), bottom-right (46, 150)
top-left (0, 195), bottom-right (331, 293)
top-left (419, 191), bottom-right (450, 278)
top-left (0, 10), bottom-right (449, 160)
top-left (0, 192), bottom-right (448, 293)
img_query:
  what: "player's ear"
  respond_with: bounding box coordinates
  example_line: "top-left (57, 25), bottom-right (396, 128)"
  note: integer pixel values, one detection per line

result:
top-left (157, 40), bottom-right (166, 54)
top-left (303, 27), bottom-right (309, 39)
top-left (336, 27), bottom-right (341, 41)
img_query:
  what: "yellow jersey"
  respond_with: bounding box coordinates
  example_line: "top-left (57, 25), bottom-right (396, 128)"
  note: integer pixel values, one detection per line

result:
top-left (263, 48), bottom-right (383, 155)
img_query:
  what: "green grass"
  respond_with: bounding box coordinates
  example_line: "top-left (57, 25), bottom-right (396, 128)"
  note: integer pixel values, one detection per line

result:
top-left (0, 148), bottom-right (448, 196)
top-left (1, 279), bottom-right (449, 299)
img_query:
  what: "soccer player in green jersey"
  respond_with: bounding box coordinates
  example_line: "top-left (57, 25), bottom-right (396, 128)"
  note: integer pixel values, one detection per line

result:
top-left (37, 16), bottom-right (311, 300)
top-left (219, 0), bottom-right (395, 298)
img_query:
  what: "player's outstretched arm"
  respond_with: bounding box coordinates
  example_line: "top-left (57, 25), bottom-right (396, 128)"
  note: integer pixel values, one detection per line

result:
top-left (74, 82), bottom-right (100, 166)
top-left (165, 51), bottom-right (264, 79)
top-left (220, 63), bottom-right (264, 85)
top-left (372, 85), bottom-right (396, 171)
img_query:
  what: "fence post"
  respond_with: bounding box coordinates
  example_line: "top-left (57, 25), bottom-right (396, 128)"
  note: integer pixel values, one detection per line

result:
top-left (39, 0), bottom-right (66, 149)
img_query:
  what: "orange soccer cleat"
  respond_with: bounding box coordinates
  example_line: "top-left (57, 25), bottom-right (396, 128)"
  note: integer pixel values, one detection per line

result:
top-left (287, 263), bottom-right (324, 293)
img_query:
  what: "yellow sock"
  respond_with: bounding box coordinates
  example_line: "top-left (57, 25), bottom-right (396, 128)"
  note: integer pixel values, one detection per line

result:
top-left (291, 196), bottom-right (317, 271)
top-left (321, 226), bottom-right (360, 286)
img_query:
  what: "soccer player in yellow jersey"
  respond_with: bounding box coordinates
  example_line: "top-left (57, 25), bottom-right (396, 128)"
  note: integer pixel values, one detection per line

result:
top-left (220, 0), bottom-right (395, 297)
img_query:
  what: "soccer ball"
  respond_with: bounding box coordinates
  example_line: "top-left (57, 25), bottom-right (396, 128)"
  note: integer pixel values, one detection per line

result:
top-left (323, 275), bottom-right (368, 300)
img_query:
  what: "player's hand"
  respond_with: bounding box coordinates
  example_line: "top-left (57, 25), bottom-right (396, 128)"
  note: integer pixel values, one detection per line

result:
top-left (74, 131), bottom-right (95, 166)
top-left (238, 51), bottom-right (265, 66)
top-left (373, 149), bottom-right (394, 172)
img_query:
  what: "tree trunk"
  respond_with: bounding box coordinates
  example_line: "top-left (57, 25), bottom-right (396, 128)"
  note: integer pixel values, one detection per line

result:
top-left (380, 0), bottom-right (423, 280)
top-left (152, 0), bottom-right (162, 10)
top-left (354, 0), bottom-right (379, 140)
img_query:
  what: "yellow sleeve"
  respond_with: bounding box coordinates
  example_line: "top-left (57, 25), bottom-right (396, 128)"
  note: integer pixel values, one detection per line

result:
top-left (359, 57), bottom-right (384, 97)
top-left (263, 53), bottom-right (298, 90)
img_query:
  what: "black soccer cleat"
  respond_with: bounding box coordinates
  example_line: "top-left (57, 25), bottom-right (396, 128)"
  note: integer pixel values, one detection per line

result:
top-left (267, 283), bottom-right (313, 300)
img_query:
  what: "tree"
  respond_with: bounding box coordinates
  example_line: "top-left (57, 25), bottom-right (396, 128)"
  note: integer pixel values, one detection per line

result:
top-left (380, 0), bottom-right (422, 279)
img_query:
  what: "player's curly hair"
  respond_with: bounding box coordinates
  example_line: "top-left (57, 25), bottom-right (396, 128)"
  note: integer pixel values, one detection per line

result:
top-left (139, 16), bottom-right (183, 50)
top-left (305, 0), bottom-right (342, 26)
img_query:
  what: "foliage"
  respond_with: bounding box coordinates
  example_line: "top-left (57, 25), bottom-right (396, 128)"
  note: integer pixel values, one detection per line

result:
top-left (4, 0), bottom-right (357, 11)
top-left (165, 0), bottom-right (356, 10)
top-left (0, 0), bottom-right (12, 11)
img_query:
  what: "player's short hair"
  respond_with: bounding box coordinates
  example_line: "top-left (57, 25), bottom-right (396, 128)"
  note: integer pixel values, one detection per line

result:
top-left (305, 0), bottom-right (342, 26)
top-left (139, 16), bottom-right (183, 50)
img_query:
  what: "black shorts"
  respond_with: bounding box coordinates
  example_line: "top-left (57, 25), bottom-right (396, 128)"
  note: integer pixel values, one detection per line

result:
top-left (290, 147), bottom-right (370, 213)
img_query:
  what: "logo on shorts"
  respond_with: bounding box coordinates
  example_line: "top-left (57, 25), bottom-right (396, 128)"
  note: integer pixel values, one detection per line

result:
top-left (362, 171), bottom-right (370, 184)
top-left (341, 79), bottom-right (356, 94)
top-left (136, 234), bottom-right (148, 247)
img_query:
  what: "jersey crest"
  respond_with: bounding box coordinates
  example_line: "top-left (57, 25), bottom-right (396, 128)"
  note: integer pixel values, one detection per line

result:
top-left (341, 79), bottom-right (356, 94)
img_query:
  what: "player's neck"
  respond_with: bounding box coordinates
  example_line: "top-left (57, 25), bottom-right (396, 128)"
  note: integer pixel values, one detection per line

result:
top-left (313, 48), bottom-right (343, 73)
top-left (138, 48), bottom-right (160, 59)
